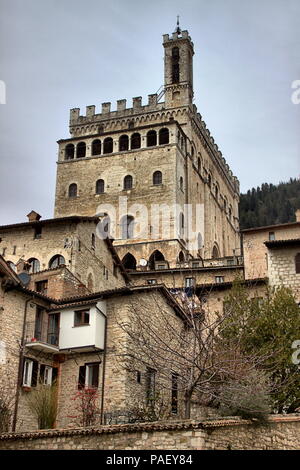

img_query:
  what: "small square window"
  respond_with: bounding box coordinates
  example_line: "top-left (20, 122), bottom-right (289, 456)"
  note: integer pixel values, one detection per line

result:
top-left (147, 279), bottom-right (157, 285)
top-left (74, 310), bottom-right (90, 327)
top-left (269, 232), bottom-right (275, 241)
top-left (215, 276), bottom-right (224, 284)
top-left (185, 277), bottom-right (195, 288)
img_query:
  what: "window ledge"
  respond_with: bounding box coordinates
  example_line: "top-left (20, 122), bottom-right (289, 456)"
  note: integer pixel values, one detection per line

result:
top-left (73, 324), bottom-right (90, 328)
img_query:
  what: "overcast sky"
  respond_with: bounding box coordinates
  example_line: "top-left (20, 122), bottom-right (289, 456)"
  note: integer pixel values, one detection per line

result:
top-left (0, 0), bottom-right (299, 225)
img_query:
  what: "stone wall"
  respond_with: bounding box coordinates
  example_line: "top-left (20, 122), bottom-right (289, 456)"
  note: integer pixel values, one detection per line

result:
top-left (0, 415), bottom-right (299, 450)
top-left (267, 245), bottom-right (300, 302)
top-left (242, 224), bottom-right (300, 280)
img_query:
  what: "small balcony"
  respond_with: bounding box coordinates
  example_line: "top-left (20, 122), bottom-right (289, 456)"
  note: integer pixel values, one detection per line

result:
top-left (24, 320), bottom-right (59, 354)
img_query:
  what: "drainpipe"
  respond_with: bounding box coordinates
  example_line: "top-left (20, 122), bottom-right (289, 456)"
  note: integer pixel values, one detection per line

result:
top-left (99, 311), bottom-right (108, 425)
top-left (12, 296), bottom-right (32, 431)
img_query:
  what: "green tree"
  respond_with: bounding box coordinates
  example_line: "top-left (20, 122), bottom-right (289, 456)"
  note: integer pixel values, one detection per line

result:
top-left (220, 283), bottom-right (300, 413)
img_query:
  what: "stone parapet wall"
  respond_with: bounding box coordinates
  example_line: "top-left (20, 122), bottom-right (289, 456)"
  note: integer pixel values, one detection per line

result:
top-left (0, 415), bottom-right (299, 450)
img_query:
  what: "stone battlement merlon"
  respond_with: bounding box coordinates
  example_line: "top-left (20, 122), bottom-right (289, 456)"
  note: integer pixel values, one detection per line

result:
top-left (69, 94), bottom-right (164, 125)
top-left (163, 30), bottom-right (194, 48)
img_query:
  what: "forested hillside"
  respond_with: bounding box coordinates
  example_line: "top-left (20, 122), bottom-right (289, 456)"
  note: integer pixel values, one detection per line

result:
top-left (239, 178), bottom-right (300, 229)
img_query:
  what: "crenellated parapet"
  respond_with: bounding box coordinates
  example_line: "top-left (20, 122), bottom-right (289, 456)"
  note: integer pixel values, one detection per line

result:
top-left (69, 94), bottom-right (165, 135)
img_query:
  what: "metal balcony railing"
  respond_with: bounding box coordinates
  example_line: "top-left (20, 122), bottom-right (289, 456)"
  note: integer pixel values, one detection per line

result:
top-left (24, 320), bottom-right (59, 347)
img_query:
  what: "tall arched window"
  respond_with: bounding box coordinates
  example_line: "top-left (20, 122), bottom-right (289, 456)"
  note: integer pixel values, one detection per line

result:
top-left (28, 258), bottom-right (40, 274)
top-left (92, 139), bottom-right (101, 156)
top-left (159, 128), bottom-right (169, 145)
top-left (149, 250), bottom-right (165, 270)
top-left (103, 137), bottom-right (113, 154)
top-left (68, 183), bottom-right (77, 198)
top-left (215, 184), bottom-right (219, 200)
top-left (96, 179), bottom-right (105, 194)
top-left (153, 171), bottom-right (162, 185)
top-left (131, 133), bottom-right (141, 149)
top-left (76, 142), bottom-right (86, 158)
top-left (208, 174), bottom-right (212, 188)
top-left (124, 175), bottom-right (133, 190)
top-left (295, 253), bottom-right (300, 274)
top-left (180, 177), bottom-right (184, 191)
top-left (212, 245), bottom-right (220, 259)
top-left (49, 255), bottom-right (66, 269)
top-left (147, 130), bottom-right (157, 147)
top-left (197, 157), bottom-right (201, 172)
top-left (122, 253), bottom-right (137, 270)
top-left (178, 251), bottom-right (185, 263)
top-left (179, 212), bottom-right (184, 237)
top-left (121, 215), bottom-right (134, 239)
top-left (119, 135), bottom-right (129, 152)
top-left (172, 47), bottom-right (180, 83)
top-left (65, 144), bottom-right (75, 160)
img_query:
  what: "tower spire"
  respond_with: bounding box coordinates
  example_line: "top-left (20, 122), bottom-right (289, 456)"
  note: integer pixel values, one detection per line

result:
top-left (175, 15), bottom-right (181, 34)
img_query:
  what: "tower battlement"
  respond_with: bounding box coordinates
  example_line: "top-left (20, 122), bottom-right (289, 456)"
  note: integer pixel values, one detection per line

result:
top-left (69, 94), bottom-right (165, 126)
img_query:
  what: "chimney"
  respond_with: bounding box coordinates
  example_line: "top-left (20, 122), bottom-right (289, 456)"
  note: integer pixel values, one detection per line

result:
top-left (296, 209), bottom-right (300, 223)
top-left (26, 211), bottom-right (41, 222)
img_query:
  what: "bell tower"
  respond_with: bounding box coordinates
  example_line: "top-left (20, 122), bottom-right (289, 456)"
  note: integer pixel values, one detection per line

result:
top-left (163, 20), bottom-right (194, 108)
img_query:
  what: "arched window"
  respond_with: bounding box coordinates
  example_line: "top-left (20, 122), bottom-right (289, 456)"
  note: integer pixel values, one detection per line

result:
top-left (65, 144), bottom-right (75, 160)
top-left (103, 137), bottom-right (113, 154)
top-left (92, 139), bottom-right (101, 156)
top-left (122, 253), bottom-right (137, 270)
top-left (197, 157), bottom-right (201, 172)
top-left (172, 47), bottom-right (180, 84)
top-left (180, 177), bottom-right (184, 191)
top-left (76, 142), bottom-right (86, 158)
top-left (119, 135), bottom-right (129, 152)
top-left (295, 253), bottom-right (300, 274)
top-left (131, 133), bottom-right (141, 150)
top-left (208, 174), bottom-right (212, 188)
top-left (228, 206), bottom-right (232, 221)
top-left (68, 183), bottom-right (77, 198)
top-left (149, 250), bottom-right (165, 270)
top-left (49, 255), bottom-right (66, 269)
top-left (215, 184), bottom-right (219, 200)
top-left (28, 258), bottom-right (40, 274)
top-left (159, 128), bottom-right (169, 145)
top-left (120, 215), bottom-right (134, 239)
top-left (153, 171), bottom-right (162, 185)
top-left (123, 175), bottom-right (133, 190)
top-left (96, 179), bottom-right (105, 194)
top-left (179, 212), bottom-right (184, 236)
top-left (178, 251), bottom-right (185, 263)
top-left (147, 130), bottom-right (157, 147)
top-left (212, 245), bottom-right (220, 259)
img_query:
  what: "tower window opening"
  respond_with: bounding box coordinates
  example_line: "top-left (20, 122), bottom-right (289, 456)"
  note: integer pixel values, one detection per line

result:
top-left (65, 144), bottom-right (75, 160)
top-left (131, 133), bottom-right (141, 149)
top-left (68, 183), bottom-right (77, 198)
top-left (119, 135), bottom-right (129, 152)
top-left (159, 128), bottom-right (169, 145)
top-left (103, 137), bottom-right (113, 154)
top-left (76, 142), bottom-right (86, 159)
top-left (92, 139), bottom-right (101, 156)
top-left (147, 130), bottom-right (157, 147)
top-left (172, 47), bottom-right (180, 84)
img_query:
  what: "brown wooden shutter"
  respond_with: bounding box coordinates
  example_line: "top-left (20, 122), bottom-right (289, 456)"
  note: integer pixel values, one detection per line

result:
top-left (91, 364), bottom-right (99, 388)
